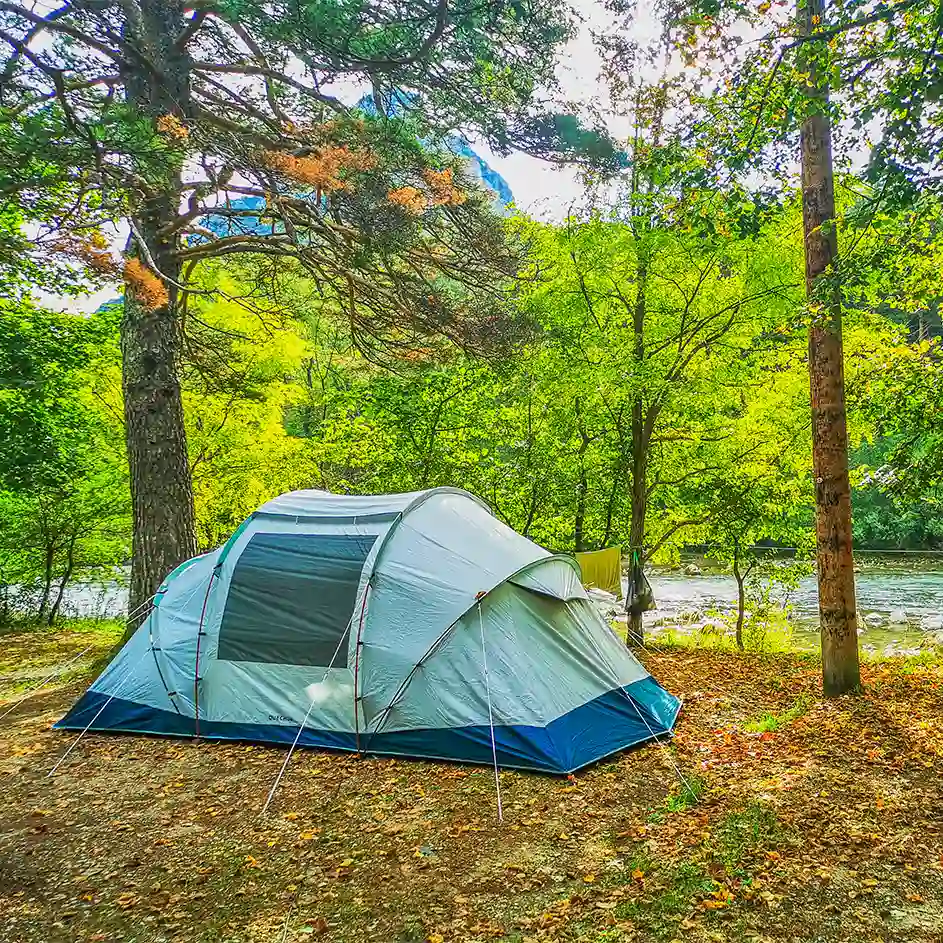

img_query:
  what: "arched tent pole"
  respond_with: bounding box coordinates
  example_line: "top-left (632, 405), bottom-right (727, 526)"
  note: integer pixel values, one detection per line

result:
top-left (348, 487), bottom-right (496, 749)
top-left (362, 554), bottom-right (584, 751)
top-left (352, 582), bottom-right (371, 754)
top-left (192, 565), bottom-right (221, 739)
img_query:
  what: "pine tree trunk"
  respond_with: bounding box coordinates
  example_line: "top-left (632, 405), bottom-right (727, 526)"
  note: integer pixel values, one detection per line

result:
top-left (799, 0), bottom-right (860, 695)
top-left (121, 283), bottom-right (196, 627)
top-left (121, 0), bottom-right (197, 631)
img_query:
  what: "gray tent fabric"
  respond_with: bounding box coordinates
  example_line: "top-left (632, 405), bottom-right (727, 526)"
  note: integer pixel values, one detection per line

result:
top-left (57, 487), bottom-right (680, 773)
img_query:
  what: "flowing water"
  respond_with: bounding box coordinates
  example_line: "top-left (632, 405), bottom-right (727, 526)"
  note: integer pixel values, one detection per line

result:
top-left (59, 562), bottom-right (943, 656)
top-left (640, 566), bottom-right (943, 654)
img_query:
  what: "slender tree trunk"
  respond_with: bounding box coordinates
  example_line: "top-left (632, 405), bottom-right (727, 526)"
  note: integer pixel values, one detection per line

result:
top-left (799, 0), bottom-right (860, 695)
top-left (36, 539), bottom-right (55, 622)
top-left (627, 257), bottom-right (649, 647)
top-left (574, 399), bottom-right (589, 552)
top-left (121, 1), bottom-right (198, 633)
top-left (48, 534), bottom-right (77, 626)
top-left (601, 457), bottom-right (622, 548)
top-left (732, 541), bottom-right (745, 651)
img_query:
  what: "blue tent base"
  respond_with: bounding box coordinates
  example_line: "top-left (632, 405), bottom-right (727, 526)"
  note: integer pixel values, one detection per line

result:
top-left (54, 677), bottom-right (680, 775)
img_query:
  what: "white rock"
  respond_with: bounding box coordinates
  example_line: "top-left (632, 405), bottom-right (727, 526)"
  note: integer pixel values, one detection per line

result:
top-left (887, 608), bottom-right (909, 626)
top-left (683, 563), bottom-right (702, 576)
top-left (921, 615), bottom-right (943, 632)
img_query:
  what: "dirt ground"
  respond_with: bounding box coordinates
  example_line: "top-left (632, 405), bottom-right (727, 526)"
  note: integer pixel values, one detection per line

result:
top-left (2, 624), bottom-right (942, 943)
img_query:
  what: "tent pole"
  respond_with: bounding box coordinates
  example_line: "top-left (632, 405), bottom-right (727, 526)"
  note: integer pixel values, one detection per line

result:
top-left (352, 582), bottom-right (371, 754)
top-left (478, 600), bottom-right (503, 823)
top-left (192, 567), bottom-right (219, 739)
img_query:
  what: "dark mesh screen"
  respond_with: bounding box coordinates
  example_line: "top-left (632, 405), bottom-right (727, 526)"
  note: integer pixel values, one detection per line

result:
top-left (217, 533), bottom-right (376, 667)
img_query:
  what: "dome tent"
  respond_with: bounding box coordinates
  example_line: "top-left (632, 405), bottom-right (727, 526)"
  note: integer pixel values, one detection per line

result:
top-left (57, 488), bottom-right (680, 773)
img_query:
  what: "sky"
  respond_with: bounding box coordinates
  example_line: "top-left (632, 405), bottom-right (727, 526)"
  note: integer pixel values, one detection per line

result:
top-left (471, 0), bottom-right (664, 219)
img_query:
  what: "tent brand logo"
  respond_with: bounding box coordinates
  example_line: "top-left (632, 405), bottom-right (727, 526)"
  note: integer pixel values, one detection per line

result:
top-left (268, 714), bottom-right (294, 723)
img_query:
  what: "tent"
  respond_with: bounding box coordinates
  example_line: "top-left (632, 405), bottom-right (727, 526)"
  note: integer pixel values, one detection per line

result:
top-left (57, 488), bottom-right (680, 774)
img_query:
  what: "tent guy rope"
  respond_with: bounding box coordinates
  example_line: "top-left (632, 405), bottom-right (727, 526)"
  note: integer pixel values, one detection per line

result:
top-left (47, 646), bottom-right (153, 777)
top-left (0, 644), bottom-right (95, 722)
top-left (478, 598), bottom-right (503, 823)
top-left (259, 601), bottom-right (360, 817)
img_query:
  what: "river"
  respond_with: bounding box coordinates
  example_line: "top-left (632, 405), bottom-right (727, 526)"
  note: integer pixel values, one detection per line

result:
top-left (60, 563), bottom-right (943, 656)
top-left (640, 566), bottom-right (943, 654)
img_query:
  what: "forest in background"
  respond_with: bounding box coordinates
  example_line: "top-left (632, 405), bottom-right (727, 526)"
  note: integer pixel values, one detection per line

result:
top-left (2, 190), bottom-right (941, 624)
top-left (2, 0), bottom-right (943, 639)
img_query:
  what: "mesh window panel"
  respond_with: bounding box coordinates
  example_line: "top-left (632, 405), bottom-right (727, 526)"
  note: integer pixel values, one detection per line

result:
top-left (217, 533), bottom-right (376, 667)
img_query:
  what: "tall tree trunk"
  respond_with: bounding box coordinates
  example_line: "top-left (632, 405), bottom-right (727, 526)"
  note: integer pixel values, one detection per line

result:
top-left (799, 0), bottom-right (860, 695)
top-left (48, 533), bottom-right (77, 627)
top-left (122, 0), bottom-right (198, 631)
top-left (627, 258), bottom-right (648, 647)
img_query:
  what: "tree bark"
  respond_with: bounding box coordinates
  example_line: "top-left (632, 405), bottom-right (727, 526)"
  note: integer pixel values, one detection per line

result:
top-left (627, 257), bottom-right (649, 647)
top-left (122, 0), bottom-right (198, 630)
top-left (36, 538), bottom-right (55, 623)
top-left (574, 399), bottom-right (589, 552)
top-left (799, 0), bottom-right (860, 695)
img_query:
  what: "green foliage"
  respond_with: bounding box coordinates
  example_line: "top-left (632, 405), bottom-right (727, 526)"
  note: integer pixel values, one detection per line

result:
top-left (0, 299), bottom-right (129, 625)
top-left (0, 299), bottom-right (114, 489)
top-left (182, 276), bottom-right (315, 548)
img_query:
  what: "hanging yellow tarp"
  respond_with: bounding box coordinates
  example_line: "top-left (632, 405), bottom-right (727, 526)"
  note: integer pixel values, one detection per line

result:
top-left (574, 547), bottom-right (623, 599)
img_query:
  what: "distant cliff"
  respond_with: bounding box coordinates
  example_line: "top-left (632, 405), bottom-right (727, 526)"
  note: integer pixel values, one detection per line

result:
top-left (355, 92), bottom-right (514, 209)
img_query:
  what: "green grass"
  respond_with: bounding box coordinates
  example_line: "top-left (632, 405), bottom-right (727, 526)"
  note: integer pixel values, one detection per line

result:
top-left (647, 773), bottom-right (707, 823)
top-left (653, 609), bottom-right (798, 655)
top-left (665, 772), bottom-right (706, 811)
top-left (615, 860), bottom-right (716, 940)
top-left (743, 693), bottom-right (811, 733)
top-left (709, 802), bottom-right (782, 876)
top-left (0, 617), bottom-right (122, 698)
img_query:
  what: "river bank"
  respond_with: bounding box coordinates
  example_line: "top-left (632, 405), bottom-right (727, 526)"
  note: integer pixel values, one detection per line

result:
top-left (35, 556), bottom-right (943, 660)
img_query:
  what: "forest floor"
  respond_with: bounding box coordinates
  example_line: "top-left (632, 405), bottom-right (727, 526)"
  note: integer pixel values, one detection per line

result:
top-left (1, 622), bottom-right (942, 943)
